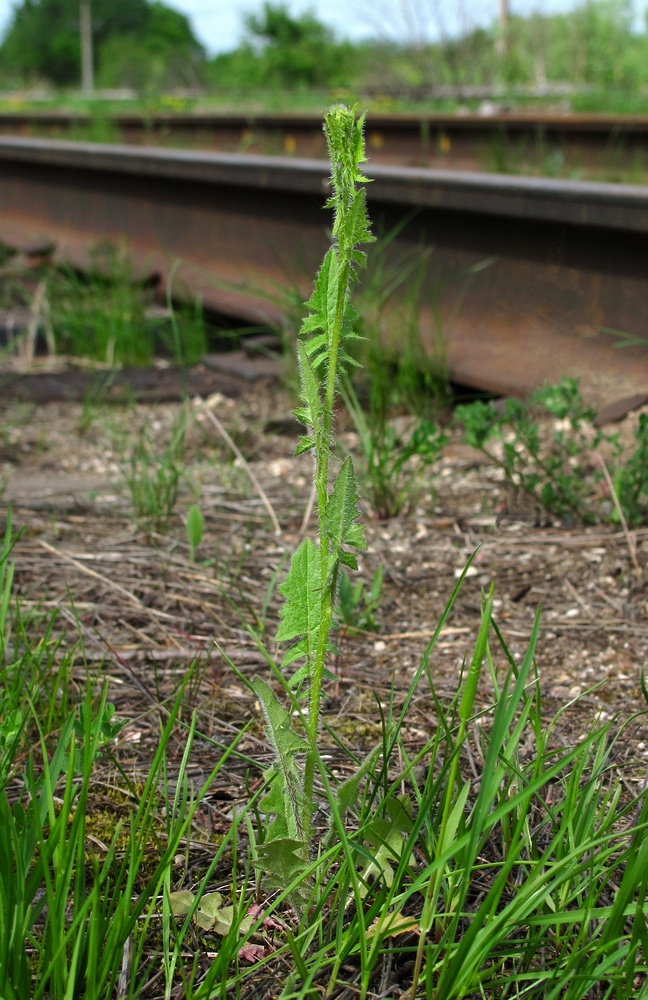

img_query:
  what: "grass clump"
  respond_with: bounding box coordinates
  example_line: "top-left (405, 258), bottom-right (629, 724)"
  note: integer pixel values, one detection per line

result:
top-left (0, 683), bottom-right (242, 1000)
top-left (338, 563), bottom-right (383, 633)
top-left (242, 572), bottom-right (648, 998)
top-left (456, 379), bottom-right (616, 524)
top-left (352, 224), bottom-right (451, 421)
top-left (614, 412), bottom-right (648, 526)
top-left (48, 251), bottom-right (150, 366)
top-left (0, 510), bottom-right (251, 999)
top-left (456, 378), bottom-right (648, 527)
top-left (44, 247), bottom-right (208, 367)
top-left (124, 408), bottom-right (188, 530)
top-left (341, 371), bottom-right (447, 519)
top-left (332, 226), bottom-right (454, 519)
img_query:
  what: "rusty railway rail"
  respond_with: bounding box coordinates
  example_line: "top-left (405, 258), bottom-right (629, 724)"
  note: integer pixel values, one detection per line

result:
top-left (0, 135), bottom-right (647, 405)
top-left (2, 110), bottom-right (648, 179)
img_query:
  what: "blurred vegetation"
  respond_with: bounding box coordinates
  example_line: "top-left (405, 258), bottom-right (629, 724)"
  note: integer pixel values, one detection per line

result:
top-left (96, 3), bottom-right (205, 92)
top-left (0, 0), bottom-right (647, 110)
top-left (500, 1), bottom-right (645, 90)
top-left (209, 3), bottom-right (357, 91)
top-left (0, 0), bottom-right (205, 92)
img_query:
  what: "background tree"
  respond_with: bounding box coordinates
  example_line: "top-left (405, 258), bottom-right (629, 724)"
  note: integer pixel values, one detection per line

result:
top-left (500, 0), bottom-right (646, 90)
top-left (210, 3), bottom-right (354, 90)
top-left (0, 0), bottom-right (205, 89)
top-left (345, 0), bottom-right (648, 95)
top-left (96, 2), bottom-right (206, 91)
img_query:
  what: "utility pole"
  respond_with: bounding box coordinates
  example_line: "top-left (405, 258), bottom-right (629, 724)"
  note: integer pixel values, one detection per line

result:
top-left (80, 0), bottom-right (94, 94)
top-left (496, 0), bottom-right (509, 59)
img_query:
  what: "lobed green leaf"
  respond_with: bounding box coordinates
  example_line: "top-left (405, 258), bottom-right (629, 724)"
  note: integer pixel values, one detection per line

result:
top-left (295, 342), bottom-right (323, 440)
top-left (250, 677), bottom-right (307, 844)
top-left (325, 457), bottom-right (366, 569)
top-left (276, 538), bottom-right (323, 669)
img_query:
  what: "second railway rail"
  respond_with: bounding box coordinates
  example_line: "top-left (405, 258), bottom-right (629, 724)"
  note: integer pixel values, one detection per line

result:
top-left (0, 135), bottom-right (646, 404)
top-left (3, 110), bottom-right (648, 179)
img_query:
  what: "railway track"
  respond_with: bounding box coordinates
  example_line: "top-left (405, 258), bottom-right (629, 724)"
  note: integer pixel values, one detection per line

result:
top-left (0, 135), bottom-right (647, 406)
top-left (2, 110), bottom-right (648, 181)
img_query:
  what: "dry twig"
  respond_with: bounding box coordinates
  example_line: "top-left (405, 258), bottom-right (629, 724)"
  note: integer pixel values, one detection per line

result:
top-left (199, 402), bottom-right (282, 536)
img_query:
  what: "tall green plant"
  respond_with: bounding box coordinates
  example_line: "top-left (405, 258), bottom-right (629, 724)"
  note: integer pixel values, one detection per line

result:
top-left (250, 105), bottom-right (374, 868)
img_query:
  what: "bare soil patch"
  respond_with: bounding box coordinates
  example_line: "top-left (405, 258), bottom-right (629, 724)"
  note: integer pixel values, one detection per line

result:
top-left (3, 378), bottom-right (647, 754)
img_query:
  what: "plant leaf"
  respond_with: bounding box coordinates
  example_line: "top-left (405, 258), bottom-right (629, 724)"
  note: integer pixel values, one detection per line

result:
top-left (211, 904), bottom-right (235, 936)
top-left (169, 889), bottom-right (195, 916)
top-left (301, 248), bottom-right (335, 339)
top-left (254, 835), bottom-right (310, 891)
top-left (250, 677), bottom-right (307, 844)
top-left (324, 457), bottom-right (366, 567)
top-left (294, 435), bottom-right (315, 456)
top-left (295, 342), bottom-right (323, 441)
top-left (367, 910), bottom-right (420, 940)
top-left (275, 538), bottom-right (323, 668)
top-left (322, 746), bottom-right (382, 849)
top-left (185, 504), bottom-right (204, 550)
top-left (359, 803), bottom-right (415, 896)
top-left (194, 891), bottom-right (224, 930)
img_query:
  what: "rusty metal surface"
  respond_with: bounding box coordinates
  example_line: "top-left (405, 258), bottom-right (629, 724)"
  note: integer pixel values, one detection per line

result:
top-left (1, 137), bottom-right (647, 231)
top-left (2, 110), bottom-right (648, 176)
top-left (0, 136), bottom-right (646, 404)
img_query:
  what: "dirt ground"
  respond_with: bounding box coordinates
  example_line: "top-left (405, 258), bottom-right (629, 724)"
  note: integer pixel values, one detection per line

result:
top-left (3, 371), bottom-right (648, 994)
top-left (2, 375), bottom-right (647, 778)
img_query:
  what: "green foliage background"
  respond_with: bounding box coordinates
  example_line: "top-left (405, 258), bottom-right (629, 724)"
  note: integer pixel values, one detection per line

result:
top-left (0, 0), bottom-right (205, 90)
top-left (2, 0), bottom-right (648, 101)
top-left (210, 2), bottom-right (356, 91)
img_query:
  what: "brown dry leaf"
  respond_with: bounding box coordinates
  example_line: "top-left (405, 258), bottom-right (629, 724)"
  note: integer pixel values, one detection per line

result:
top-left (367, 911), bottom-right (419, 939)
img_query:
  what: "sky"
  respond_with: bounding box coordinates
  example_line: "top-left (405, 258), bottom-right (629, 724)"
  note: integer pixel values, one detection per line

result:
top-left (165, 1), bottom-right (586, 53)
top-left (0, 1), bottom-right (637, 55)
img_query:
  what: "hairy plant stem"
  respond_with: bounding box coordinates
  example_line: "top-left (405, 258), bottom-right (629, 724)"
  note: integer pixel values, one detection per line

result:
top-left (265, 105), bottom-right (373, 869)
top-left (302, 105), bottom-right (367, 836)
top-left (304, 252), bottom-right (351, 835)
